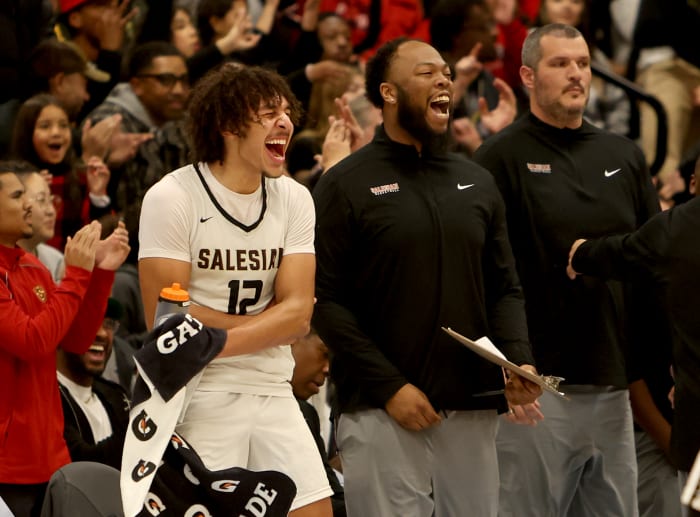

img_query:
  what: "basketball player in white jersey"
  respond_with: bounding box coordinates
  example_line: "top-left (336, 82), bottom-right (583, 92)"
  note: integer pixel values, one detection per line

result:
top-left (138, 63), bottom-right (332, 516)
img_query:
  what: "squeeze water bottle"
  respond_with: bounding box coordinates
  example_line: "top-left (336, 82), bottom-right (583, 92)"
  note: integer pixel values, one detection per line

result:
top-left (153, 282), bottom-right (190, 327)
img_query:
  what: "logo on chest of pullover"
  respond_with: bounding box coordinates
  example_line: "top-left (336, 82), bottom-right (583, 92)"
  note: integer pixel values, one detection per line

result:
top-left (370, 182), bottom-right (400, 196)
top-left (527, 163), bottom-right (552, 173)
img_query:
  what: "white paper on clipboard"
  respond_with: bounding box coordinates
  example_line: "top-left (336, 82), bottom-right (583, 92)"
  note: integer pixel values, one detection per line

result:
top-left (441, 327), bottom-right (568, 399)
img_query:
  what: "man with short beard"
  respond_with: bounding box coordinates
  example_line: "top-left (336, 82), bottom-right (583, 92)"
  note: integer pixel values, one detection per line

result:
top-left (57, 298), bottom-right (130, 470)
top-left (473, 24), bottom-right (661, 517)
top-left (313, 37), bottom-right (542, 517)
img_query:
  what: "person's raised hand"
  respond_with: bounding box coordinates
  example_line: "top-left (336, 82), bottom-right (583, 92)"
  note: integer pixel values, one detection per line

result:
top-left (64, 221), bottom-right (102, 272)
top-left (39, 169), bottom-right (53, 186)
top-left (85, 156), bottom-right (111, 197)
top-left (95, 0), bottom-right (138, 51)
top-left (306, 61), bottom-right (351, 83)
top-left (95, 220), bottom-right (130, 271)
top-left (334, 97), bottom-right (365, 150)
top-left (216, 6), bottom-right (261, 54)
top-left (81, 114), bottom-right (121, 161)
top-left (107, 126), bottom-right (153, 168)
top-left (316, 116), bottom-right (352, 171)
top-left (479, 78), bottom-right (517, 135)
top-left (451, 117), bottom-right (483, 154)
top-left (453, 42), bottom-right (484, 102)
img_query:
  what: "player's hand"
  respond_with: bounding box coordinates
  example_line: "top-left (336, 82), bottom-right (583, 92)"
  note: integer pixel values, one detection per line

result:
top-left (385, 383), bottom-right (442, 431)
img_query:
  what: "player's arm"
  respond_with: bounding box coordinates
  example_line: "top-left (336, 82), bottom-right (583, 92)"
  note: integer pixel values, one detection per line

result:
top-left (138, 256), bottom-right (255, 330)
top-left (139, 257), bottom-right (258, 330)
top-left (217, 252), bottom-right (315, 357)
top-left (139, 257), bottom-right (191, 330)
top-left (138, 177), bottom-right (256, 330)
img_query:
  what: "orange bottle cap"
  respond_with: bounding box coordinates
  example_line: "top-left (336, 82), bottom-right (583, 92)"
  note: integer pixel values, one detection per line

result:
top-left (159, 282), bottom-right (189, 302)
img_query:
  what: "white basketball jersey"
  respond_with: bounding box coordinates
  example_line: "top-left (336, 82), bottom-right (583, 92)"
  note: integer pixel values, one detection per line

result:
top-left (139, 163), bottom-right (315, 395)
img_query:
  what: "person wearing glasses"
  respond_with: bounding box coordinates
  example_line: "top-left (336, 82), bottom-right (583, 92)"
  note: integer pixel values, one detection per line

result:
top-left (12, 162), bottom-right (66, 283)
top-left (57, 297), bottom-right (130, 470)
top-left (84, 41), bottom-right (191, 255)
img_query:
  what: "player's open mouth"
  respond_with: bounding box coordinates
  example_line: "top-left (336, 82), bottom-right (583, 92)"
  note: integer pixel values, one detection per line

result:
top-left (265, 138), bottom-right (287, 163)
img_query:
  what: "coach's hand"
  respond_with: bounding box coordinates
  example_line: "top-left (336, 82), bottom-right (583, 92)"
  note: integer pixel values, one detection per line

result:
top-left (385, 383), bottom-right (442, 431)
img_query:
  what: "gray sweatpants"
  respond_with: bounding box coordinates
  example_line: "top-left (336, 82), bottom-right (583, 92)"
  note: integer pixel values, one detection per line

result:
top-left (337, 408), bottom-right (500, 517)
top-left (497, 389), bottom-right (638, 517)
top-left (636, 429), bottom-right (682, 517)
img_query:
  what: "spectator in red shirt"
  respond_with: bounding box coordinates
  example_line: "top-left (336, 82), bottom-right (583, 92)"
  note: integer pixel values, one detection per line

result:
top-left (0, 160), bottom-right (129, 517)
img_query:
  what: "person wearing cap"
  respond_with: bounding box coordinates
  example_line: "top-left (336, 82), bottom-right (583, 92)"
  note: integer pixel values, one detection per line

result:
top-left (55, 0), bottom-right (137, 120)
top-left (29, 39), bottom-right (110, 123)
top-left (57, 297), bottom-right (131, 471)
top-left (0, 160), bottom-right (130, 517)
top-left (26, 39), bottom-right (146, 189)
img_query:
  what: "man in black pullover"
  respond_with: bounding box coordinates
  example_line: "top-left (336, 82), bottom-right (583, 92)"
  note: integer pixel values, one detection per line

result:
top-left (473, 23), bottom-right (660, 517)
top-left (313, 37), bottom-right (541, 517)
top-left (568, 169), bottom-right (700, 515)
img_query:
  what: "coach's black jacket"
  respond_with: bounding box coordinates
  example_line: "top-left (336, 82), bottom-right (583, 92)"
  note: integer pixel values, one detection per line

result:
top-left (313, 125), bottom-right (534, 414)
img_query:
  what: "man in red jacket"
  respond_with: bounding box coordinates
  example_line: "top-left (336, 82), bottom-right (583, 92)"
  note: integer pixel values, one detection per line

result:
top-left (0, 161), bottom-right (130, 517)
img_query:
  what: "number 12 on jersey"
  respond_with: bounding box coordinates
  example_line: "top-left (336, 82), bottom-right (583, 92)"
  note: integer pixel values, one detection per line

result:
top-left (227, 279), bottom-right (263, 315)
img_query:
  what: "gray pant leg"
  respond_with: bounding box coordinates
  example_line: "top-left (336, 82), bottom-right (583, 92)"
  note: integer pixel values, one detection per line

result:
top-left (498, 390), bottom-right (639, 517)
top-left (337, 409), bottom-right (500, 517)
top-left (432, 410), bottom-right (499, 517)
top-left (635, 430), bottom-right (682, 517)
top-left (568, 391), bottom-right (638, 517)
top-left (337, 409), bottom-right (434, 517)
top-left (497, 392), bottom-right (573, 517)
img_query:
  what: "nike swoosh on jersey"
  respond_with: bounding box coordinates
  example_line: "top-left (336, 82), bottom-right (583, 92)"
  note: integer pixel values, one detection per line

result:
top-left (457, 183), bottom-right (475, 190)
top-left (200, 216), bottom-right (214, 223)
top-left (604, 168), bottom-right (621, 177)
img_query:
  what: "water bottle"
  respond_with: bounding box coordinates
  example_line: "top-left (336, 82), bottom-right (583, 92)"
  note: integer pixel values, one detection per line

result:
top-left (153, 282), bottom-right (190, 327)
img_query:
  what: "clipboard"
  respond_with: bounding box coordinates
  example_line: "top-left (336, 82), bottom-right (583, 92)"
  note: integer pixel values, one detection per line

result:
top-left (441, 327), bottom-right (568, 399)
